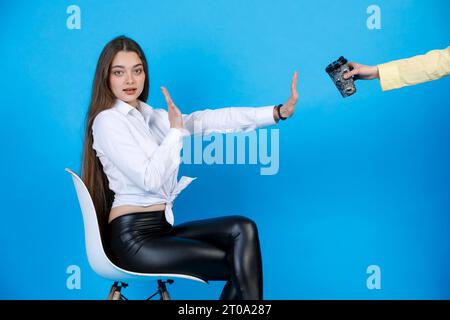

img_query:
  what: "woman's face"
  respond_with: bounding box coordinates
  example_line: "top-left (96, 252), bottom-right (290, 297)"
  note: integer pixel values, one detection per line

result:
top-left (109, 51), bottom-right (146, 107)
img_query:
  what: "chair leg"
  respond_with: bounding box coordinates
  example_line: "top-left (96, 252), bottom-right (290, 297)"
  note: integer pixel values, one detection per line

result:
top-left (107, 282), bottom-right (128, 300)
top-left (158, 279), bottom-right (171, 300)
top-left (108, 280), bottom-right (173, 300)
top-left (107, 282), bottom-right (121, 300)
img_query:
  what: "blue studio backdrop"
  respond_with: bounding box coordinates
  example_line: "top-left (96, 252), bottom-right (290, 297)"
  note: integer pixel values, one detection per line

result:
top-left (1, 0), bottom-right (449, 299)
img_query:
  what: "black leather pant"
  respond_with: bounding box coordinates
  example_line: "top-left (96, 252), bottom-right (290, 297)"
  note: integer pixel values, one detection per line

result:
top-left (108, 211), bottom-right (263, 300)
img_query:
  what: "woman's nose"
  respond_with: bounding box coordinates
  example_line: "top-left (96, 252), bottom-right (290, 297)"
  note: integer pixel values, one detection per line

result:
top-left (125, 72), bottom-right (135, 84)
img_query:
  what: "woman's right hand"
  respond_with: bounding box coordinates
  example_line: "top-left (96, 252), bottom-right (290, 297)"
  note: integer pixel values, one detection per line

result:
top-left (161, 86), bottom-right (183, 129)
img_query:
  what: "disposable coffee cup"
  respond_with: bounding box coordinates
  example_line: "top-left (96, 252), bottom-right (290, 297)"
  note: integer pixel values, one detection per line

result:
top-left (326, 56), bottom-right (356, 98)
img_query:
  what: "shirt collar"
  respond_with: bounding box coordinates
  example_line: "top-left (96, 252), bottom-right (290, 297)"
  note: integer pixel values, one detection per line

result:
top-left (113, 99), bottom-right (153, 124)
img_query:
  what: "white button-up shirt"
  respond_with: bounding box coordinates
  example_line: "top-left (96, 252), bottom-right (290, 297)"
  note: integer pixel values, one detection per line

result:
top-left (92, 98), bottom-right (276, 225)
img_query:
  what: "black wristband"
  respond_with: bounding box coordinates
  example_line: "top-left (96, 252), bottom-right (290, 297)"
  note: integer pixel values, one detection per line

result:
top-left (276, 104), bottom-right (287, 120)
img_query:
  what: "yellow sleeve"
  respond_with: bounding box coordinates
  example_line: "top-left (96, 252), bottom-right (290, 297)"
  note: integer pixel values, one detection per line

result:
top-left (377, 46), bottom-right (450, 91)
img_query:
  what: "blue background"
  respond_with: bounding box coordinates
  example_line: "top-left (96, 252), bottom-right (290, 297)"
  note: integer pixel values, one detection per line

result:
top-left (1, 0), bottom-right (449, 299)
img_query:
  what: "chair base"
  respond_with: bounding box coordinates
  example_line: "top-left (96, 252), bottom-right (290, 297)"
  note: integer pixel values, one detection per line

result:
top-left (107, 279), bottom-right (174, 300)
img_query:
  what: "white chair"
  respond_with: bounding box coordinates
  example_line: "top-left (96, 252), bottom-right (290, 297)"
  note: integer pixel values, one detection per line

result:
top-left (65, 168), bottom-right (208, 300)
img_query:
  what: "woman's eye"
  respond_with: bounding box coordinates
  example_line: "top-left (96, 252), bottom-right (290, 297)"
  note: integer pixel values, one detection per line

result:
top-left (113, 71), bottom-right (123, 76)
top-left (134, 69), bottom-right (143, 74)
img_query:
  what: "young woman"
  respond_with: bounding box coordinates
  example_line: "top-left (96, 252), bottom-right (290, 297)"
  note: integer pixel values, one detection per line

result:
top-left (82, 35), bottom-right (298, 300)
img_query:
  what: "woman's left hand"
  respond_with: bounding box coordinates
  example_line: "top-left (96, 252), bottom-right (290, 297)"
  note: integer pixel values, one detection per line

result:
top-left (280, 71), bottom-right (299, 119)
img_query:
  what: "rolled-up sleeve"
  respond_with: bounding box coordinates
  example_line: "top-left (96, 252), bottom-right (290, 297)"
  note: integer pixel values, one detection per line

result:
top-left (92, 112), bottom-right (184, 193)
top-left (378, 46), bottom-right (450, 91)
top-left (182, 105), bottom-right (277, 136)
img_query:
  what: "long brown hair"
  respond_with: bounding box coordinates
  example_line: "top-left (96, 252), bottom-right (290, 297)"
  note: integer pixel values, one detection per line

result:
top-left (81, 35), bottom-right (149, 236)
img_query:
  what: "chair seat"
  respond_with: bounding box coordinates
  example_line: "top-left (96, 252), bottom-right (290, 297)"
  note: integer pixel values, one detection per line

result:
top-left (93, 253), bottom-right (208, 284)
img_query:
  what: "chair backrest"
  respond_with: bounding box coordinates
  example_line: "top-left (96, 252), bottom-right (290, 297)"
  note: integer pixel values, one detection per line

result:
top-left (65, 168), bottom-right (125, 280)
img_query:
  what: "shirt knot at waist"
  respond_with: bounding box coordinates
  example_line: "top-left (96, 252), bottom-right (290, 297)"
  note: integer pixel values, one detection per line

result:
top-left (161, 176), bottom-right (196, 225)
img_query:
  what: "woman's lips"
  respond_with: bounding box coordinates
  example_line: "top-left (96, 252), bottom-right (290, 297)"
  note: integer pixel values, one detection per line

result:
top-left (123, 88), bottom-right (137, 95)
